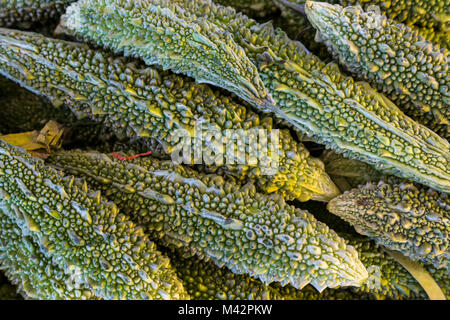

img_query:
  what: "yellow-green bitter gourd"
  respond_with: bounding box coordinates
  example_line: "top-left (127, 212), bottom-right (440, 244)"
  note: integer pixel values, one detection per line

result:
top-left (0, 202), bottom-right (101, 299)
top-left (61, 0), bottom-right (450, 193)
top-left (305, 1), bottom-right (449, 140)
top-left (328, 181), bottom-right (449, 270)
top-left (0, 1), bottom-right (74, 28)
top-left (0, 140), bottom-right (189, 300)
top-left (0, 28), bottom-right (339, 202)
top-left (62, 0), bottom-right (273, 111)
top-left (48, 148), bottom-right (369, 292)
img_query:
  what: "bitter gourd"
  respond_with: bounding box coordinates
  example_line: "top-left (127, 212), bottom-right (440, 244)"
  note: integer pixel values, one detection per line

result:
top-left (346, 236), bottom-right (449, 299)
top-left (0, 202), bottom-right (101, 299)
top-left (0, 1), bottom-right (74, 28)
top-left (336, 0), bottom-right (449, 31)
top-left (305, 1), bottom-right (449, 140)
top-left (166, 248), bottom-right (282, 300)
top-left (62, 0), bottom-right (450, 193)
top-left (0, 76), bottom-right (164, 155)
top-left (0, 140), bottom-right (188, 300)
top-left (328, 181), bottom-right (449, 270)
top-left (62, 0), bottom-right (273, 111)
top-left (0, 28), bottom-right (339, 202)
top-left (48, 148), bottom-right (369, 292)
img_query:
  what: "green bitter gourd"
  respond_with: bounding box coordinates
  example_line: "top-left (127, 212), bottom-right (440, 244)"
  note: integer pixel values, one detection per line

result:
top-left (305, 1), bottom-right (449, 139)
top-left (0, 139), bottom-right (188, 300)
top-left (328, 181), bottom-right (449, 270)
top-left (47, 148), bottom-right (369, 292)
top-left (61, 0), bottom-right (450, 193)
top-left (0, 28), bottom-right (339, 202)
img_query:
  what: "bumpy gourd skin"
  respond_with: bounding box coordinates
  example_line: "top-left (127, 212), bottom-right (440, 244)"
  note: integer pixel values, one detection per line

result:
top-left (305, 2), bottom-right (449, 140)
top-left (0, 203), bottom-right (101, 299)
top-left (48, 149), bottom-right (369, 292)
top-left (345, 236), bottom-right (443, 299)
top-left (123, 0), bottom-right (450, 194)
top-left (0, 76), bottom-right (164, 154)
top-left (167, 249), bottom-right (283, 300)
top-left (0, 28), bottom-right (339, 202)
top-left (170, 247), bottom-right (371, 300)
top-left (62, 0), bottom-right (273, 111)
top-left (0, 140), bottom-right (188, 300)
top-left (337, 0), bottom-right (449, 31)
top-left (328, 181), bottom-right (449, 270)
top-left (0, 1), bottom-right (74, 28)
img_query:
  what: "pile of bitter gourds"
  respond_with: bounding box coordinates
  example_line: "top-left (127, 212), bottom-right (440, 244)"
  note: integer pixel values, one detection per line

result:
top-left (0, 0), bottom-right (448, 300)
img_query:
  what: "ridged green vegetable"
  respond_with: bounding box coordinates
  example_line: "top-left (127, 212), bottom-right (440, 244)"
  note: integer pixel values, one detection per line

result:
top-left (62, 0), bottom-right (450, 193)
top-left (305, 1), bottom-right (449, 140)
top-left (167, 249), bottom-right (282, 300)
top-left (0, 202), bottom-right (100, 299)
top-left (328, 181), bottom-right (449, 270)
top-left (0, 140), bottom-right (188, 300)
top-left (62, 0), bottom-right (274, 111)
top-left (48, 149), bottom-right (369, 292)
top-left (0, 28), bottom-right (340, 202)
top-left (0, 76), bottom-right (164, 155)
top-left (170, 247), bottom-right (372, 300)
top-left (346, 236), bottom-right (449, 299)
top-left (336, 0), bottom-right (449, 31)
top-left (0, 0), bottom-right (74, 28)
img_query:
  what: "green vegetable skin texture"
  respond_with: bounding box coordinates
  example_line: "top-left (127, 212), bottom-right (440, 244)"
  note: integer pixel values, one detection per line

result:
top-left (0, 1), bottom-right (75, 27)
top-left (173, 235), bottom-right (448, 300)
top-left (62, 0), bottom-right (450, 193)
top-left (48, 149), bottom-right (369, 292)
top-left (0, 202), bottom-right (101, 299)
top-left (0, 140), bottom-right (188, 300)
top-left (0, 28), bottom-right (340, 203)
top-left (336, 0), bottom-right (449, 31)
top-left (0, 76), bottom-right (165, 154)
top-left (328, 181), bottom-right (449, 270)
top-left (63, 0), bottom-right (273, 111)
top-left (168, 249), bottom-right (282, 300)
top-left (305, 2), bottom-right (449, 140)
top-left (346, 236), bottom-right (448, 300)
top-left (171, 249), bottom-right (368, 300)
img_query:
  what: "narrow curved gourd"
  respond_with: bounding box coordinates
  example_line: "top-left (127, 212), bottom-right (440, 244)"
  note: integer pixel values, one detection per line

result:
top-left (48, 149), bottom-right (369, 292)
top-left (0, 140), bottom-right (188, 300)
top-left (0, 203), bottom-right (100, 299)
top-left (0, 28), bottom-right (339, 202)
top-left (0, 1), bottom-right (74, 28)
top-left (305, 1), bottom-right (449, 139)
top-left (62, 0), bottom-right (273, 111)
top-left (69, 0), bottom-right (450, 193)
top-left (328, 181), bottom-right (449, 270)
